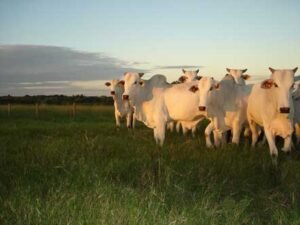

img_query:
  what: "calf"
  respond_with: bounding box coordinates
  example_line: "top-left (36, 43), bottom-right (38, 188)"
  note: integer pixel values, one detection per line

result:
top-left (247, 67), bottom-right (297, 159)
top-left (105, 79), bottom-right (135, 128)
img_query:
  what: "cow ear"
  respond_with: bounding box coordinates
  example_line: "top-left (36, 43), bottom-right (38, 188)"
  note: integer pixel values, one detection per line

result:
top-left (139, 80), bottom-right (144, 86)
top-left (138, 73), bottom-right (144, 77)
top-left (215, 82), bottom-right (221, 89)
top-left (261, 79), bottom-right (273, 89)
top-left (105, 82), bottom-right (111, 87)
top-left (242, 69), bottom-right (247, 73)
top-left (189, 85), bottom-right (199, 93)
top-left (195, 69), bottom-right (199, 74)
top-left (293, 67), bottom-right (298, 73)
top-left (179, 76), bottom-right (187, 83)
top-left (242, 74), bottom-right (251, 80)
top-left (269, 67), bottom-right (275, 73)
top-left (118, 80), bottom-right (125, 86)
top-left (182, 69), bottom-right (186, 74)
top-left (226, 68), bottom-right (231, 73)
top-left (195, 76), bottom-right (202, 80)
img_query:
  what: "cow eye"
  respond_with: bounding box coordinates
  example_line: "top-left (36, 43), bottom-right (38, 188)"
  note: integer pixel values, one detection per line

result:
top-left (209, 87), bottom-right (213, 91)
top-left (291, 83), bottom-right (295, 89)
top-left (134, 81), bottom-right (137, 84)
top-left (274, 83), bottom-right (278, 88)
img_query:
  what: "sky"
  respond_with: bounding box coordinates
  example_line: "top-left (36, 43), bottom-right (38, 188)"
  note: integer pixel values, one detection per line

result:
top-left (0, 0), bottom-right (299, 96)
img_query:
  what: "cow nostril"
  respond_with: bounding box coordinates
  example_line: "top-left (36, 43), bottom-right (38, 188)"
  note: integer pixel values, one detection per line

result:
top-left (199, 106), bottom-right (206, 111)
top-left (280, 107), bottom-right (290, 114)
top-left (123, 95), bottom-right (129, 100)
top-left (111, 91), bottom-right (115, 95)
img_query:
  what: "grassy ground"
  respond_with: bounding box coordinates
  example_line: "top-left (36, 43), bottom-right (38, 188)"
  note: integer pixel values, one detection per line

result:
top-left (0, 104), bottom-right (300, 225)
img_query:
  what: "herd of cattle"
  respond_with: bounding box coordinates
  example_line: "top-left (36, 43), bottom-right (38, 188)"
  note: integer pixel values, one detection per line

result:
top-left (105, 67), bottom-right (300, 161)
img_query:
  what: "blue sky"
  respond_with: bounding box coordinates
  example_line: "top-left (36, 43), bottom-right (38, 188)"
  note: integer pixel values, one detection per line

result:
top-left (0, 0), bottom-right (299, 95)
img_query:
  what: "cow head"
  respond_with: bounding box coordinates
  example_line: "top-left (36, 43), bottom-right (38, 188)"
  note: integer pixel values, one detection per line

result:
top-left (261, 67), bottom-right (298, 114)
top-left (226, 68), bottom-right (250, 85)
top-left (189, 76), bottom-right (219, 111)
top-left (293, 81), bottom-right (300, 100)
top-left (122, 72), bottom-right (144, 101)
top-left (179, 69), bottom-right (201, 83)
top-left (105, 79), bottom-right (124, 99)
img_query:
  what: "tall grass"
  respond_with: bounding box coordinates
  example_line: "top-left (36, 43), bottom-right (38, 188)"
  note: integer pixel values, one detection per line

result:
top-left (0, 105), bottom-right (299, 225)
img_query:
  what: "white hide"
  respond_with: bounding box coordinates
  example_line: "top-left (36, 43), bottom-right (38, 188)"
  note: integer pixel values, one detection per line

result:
top-left (189, 74), bottom-right (252, 148)
top-left (105, 79), bottom-right (135, 128)
top-left (293, 81), bottom-right (300, 143)
top-left (122, 73), bottom-right (171, 146)
top-left (247, 67), bottom-right (297, 158)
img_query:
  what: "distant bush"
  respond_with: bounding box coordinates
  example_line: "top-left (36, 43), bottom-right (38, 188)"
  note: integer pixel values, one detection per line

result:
top-left (0, 94), bottom-right (113, 105)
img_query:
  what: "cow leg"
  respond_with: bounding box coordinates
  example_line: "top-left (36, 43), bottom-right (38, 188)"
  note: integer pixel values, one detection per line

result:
top-left (282, 135), bottom-right (292, 153)
top-left (295, 123), bottom-right (300, 144)
top-left (126, 113), bottom-right (132, 128)
top-left (232, 122), bottom-right (242, 145)
top-left (243, 125), bottom-right (251, 137)
top-left (182, 126), bottom-right (188, 136)
top-left (264, 127), bottom-right (278, 158)
top-left (248, 118), bottom-right (259, 147)
top-left (157, 124), bottom-right (166, 147)
top-left (132, 113), bottom-right (136, 129)
top-left (167, 122), bottom-right (174, 132)
top-left (204, 123), bottom-right (214, 148)
top-left (213, 130), bottom-right (223, 147)
top-left (115, 111), bottom-right (121, 128)
top-left (191, 126), bottom-right (197, 138)
top-left (176, 122), bottom-right (181, 133)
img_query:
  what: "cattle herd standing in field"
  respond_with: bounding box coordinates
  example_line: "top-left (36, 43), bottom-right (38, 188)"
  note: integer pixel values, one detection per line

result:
top-left (105, 67), bottom-right (300, 162)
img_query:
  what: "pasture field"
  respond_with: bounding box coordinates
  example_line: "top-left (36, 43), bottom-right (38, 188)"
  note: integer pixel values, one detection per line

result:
top-left (0, 104), bottom-right (300, 225)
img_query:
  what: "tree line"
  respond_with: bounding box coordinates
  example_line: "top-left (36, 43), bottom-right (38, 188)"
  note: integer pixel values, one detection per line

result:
top-left (0, 95), bottom-right (113, 105)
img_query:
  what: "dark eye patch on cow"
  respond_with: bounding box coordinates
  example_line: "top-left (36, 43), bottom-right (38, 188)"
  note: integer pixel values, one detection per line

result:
top-left (274, 83), bottom-right (278, 88)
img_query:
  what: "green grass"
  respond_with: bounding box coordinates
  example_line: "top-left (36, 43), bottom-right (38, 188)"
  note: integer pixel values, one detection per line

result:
top-left (0, 104), bottom-right (300, 225)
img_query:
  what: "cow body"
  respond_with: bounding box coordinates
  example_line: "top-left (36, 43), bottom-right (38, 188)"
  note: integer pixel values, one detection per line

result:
top-left (122, 73), bottom-right (204, 146)
top-left (247, 68), bottom-right (297, 158)
top-left (176, 69), bottom-right (202, 136)
top-left (189, 72), bottom-right (252, 147)
top-left (293, 81), bottom-right (300, 143)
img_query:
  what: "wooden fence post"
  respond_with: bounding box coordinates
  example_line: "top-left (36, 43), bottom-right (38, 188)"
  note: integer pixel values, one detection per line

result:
top-left (72, 102), bottom-right (76, 119)
top-left (35, 103), bottom-right (39, 118)
top-left (7, 103), bottom-right (11, 117)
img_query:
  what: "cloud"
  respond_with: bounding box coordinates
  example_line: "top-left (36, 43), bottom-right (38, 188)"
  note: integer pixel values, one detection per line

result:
top-left (155, 65), bottom-right (204, 70)
top-left (0, 45), bottom-right (147, 95)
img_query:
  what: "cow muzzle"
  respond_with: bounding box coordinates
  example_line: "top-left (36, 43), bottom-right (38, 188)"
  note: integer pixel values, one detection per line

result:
top-left (280, 107), bottom-right (290, 114)
top-left (123, 95), bottom-right (129, 100)
top-left (198, 106), bottom-right (206, 111)
top-left (110, 91), bottom-right (115, 95)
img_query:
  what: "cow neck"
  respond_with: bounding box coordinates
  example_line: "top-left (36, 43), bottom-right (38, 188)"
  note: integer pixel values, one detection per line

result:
top-left (114, 91), bottom-right (126, 112)
top-left (131, 80), bottom-right (151, 120)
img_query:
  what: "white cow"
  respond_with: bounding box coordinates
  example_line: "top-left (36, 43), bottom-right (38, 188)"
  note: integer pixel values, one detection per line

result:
top-left (163, 81), bottom-right (205, 137)
top-left (247, 67), bottom-right (297, 159)
top-left (122, 73), bottom-right (170, 146)
top-left (178, 69), bottom-right (201, 83)
top-left (122, 72), bottom-right (204, 146)
top-left (176, 69), bottom-right (202, 136)
top-left (293, 81), bottom-right (300, 143)
top-left (105, 79), bottom-right (135, 128)
top-left (189, 72), bottom-right (252, 148)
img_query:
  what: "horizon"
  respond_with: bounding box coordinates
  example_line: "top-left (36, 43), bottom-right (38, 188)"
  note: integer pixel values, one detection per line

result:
top-left (1, 0), bottom-right (300, 96)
